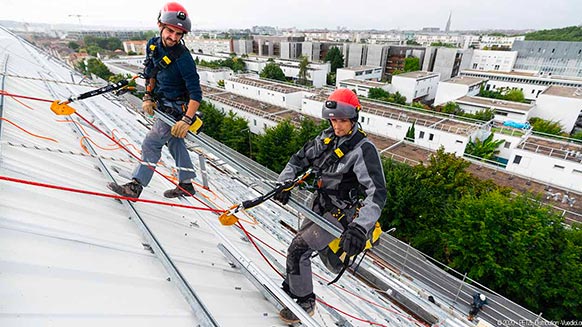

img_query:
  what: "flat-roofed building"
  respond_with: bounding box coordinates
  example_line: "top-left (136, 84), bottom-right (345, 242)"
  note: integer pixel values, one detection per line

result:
top-left (391, 71), bottom-right (440, 104)
top-left (469, 50), bottom-right (517, 72)
top-left (531, 85), bottom-right (582, 134)
top-left (338, 79), bottom-right (390, 97)
top-left (302, 94), bottom-right (482, 156)
top-left (434, 76), bottom-right (487, 106)
top-left (512, 40), bottom-right (582, 78)
top-left (459, 69), bottom-right (582, 100)
top-left (122, 40), bottom-right (147, 55)
top-left (456, 96), bottom-right (534, 123)
top-left (508, 135), bottom-right (582, 191)
top-left (224, 76), bottom-right (313, 109)
top-left (336, 65), bottom-right (382, 87)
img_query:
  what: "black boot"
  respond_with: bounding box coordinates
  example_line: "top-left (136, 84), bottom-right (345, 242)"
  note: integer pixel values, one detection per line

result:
top-left (163, 182), bottom-right (196, 198)
top-left (107, 179), bottom-right (143, 198)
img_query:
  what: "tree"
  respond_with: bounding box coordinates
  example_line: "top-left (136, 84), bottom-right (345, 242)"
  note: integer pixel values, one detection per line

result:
top-left (296, 118), bottom-right (328, 146)
top-left (441, 102), bottom-right (462, 115)
top-left (324, 47), bottom-right (344, 73)
top-left (405, 122), bottom-right (415, 142)
top-left (197, 101), bottom-right (225, 140)
top-left (504, 88), bottom-right (526, 102)
top-left (68, 41), bottom-right (80, 50)
top-left (529, 117), bottom-right (564, 135)
top-left (297, 55), bottom-right (310, 85)
top-left (85, 58), bottom-right (113, 80)
top-left (403, 57), bottom-right (420, 72)
top-left (217, 80), bottom-right (225, 88)
top-left (525, 26), bottom-right (582, 42)
top-left (464, 133), bottom-right (505, 160)
top-left (260, 62), bottom-right (286, 81)
top-left (254, 121), bottom-right (298, 173)
top-left (326, 72), bottom-right (336, 86)
top-left (368, 88), bottom-right (390, 99)
top-left (220, 111), bottom-right (251, 155)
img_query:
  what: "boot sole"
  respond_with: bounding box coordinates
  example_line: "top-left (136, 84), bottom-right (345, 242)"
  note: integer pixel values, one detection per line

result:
top-left (107, 183), bottom-right (139, 202)
top-left (278, 309), bottom-right (314, 324)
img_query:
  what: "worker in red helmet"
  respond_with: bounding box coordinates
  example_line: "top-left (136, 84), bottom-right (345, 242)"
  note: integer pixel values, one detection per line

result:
top-left (108, 2), bottom-right (202, 199)
top-left (274, 88), bottom-right (387, 323)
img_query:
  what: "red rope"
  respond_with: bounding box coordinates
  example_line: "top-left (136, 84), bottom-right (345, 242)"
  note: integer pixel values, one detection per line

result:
top-left (0, 175), bottom-right (223, 213)
top-left (0, 90), bottom-right (54, 103)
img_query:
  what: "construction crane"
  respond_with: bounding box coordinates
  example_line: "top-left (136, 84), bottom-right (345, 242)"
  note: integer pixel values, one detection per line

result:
top-left (68, 14), bottom-right (85, 26)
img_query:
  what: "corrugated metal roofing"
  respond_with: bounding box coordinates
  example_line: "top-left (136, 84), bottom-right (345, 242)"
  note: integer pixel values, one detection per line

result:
top-left (0, 26), bottom-right (441, 327)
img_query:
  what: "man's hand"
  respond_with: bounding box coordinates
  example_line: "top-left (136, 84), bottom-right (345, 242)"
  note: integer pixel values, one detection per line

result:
top-left (171, 119), bottom-right (190, 138)
top-left (339, 223), bottom-right (368, 257)
top-left (142, 99), bottom-right (155, 116)
top-left (273, 181), bottom-right (293, 205)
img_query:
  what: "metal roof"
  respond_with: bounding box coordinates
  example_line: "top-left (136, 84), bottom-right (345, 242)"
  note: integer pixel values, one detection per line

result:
top-left (0, 27), bottom-right (431, 327)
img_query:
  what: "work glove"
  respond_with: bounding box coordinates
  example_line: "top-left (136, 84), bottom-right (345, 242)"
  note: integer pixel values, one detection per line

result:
top-left (171, 117), bottom-right (191, 138)
top-left (273, 180), bottom-right (293, 205)
top-left (339, 223), bottom-right (368, 258)
top-left (142, 99), bottom-right (155, 117)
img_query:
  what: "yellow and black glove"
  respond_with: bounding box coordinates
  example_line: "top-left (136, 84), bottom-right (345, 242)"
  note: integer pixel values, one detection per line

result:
top-left (171, 113), bottom-right (203, 138)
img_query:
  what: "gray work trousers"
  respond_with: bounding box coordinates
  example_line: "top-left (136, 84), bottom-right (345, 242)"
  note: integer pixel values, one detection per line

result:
top-left (133, 118), bottom-right (196, 186)
top-left (284, 199), bottom-right (355, 298)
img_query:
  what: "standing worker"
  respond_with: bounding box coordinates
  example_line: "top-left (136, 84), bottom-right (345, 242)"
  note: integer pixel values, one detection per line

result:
top-left (108, 2), bottom-right (202, 199)
top-left (274, 88), bottom-right (387, 323)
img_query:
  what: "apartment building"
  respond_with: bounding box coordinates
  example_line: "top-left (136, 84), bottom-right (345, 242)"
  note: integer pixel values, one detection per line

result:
top-left (434, 76), bottom-right (487, 106)
top-left (224, 76), bottom-right (312, 109)
top-left (468, 50), bottom-right (518, 72)
top-left (336, 65), bottom-right (383, 86)
top-left (391, 71), bottom-right (440, 104)
top-left (512, 40), bottom-right (582, 78)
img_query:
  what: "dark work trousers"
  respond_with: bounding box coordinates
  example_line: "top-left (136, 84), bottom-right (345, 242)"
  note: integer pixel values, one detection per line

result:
top-left (284, 198), bottom-right (356, 299)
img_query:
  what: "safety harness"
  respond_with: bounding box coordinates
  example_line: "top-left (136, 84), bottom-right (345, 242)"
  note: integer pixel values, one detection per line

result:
top-left (311, 127), bottom-right (383, 284)
top-left (142, 38), bottom-right (202, 133)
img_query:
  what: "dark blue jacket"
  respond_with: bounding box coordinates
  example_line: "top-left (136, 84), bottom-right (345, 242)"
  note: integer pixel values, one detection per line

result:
top-left (143, 37), bottom-right (202, 103)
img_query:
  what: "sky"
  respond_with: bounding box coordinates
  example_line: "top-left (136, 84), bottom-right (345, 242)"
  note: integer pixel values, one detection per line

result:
top-left (1, 0), bottom-right (581, 31)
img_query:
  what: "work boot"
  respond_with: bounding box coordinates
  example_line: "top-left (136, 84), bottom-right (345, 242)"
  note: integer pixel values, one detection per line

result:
top-left (107, 179), bottom-right (143, 199)
top-left (163, 182), bottom-right (196, 198)
top-left (279, 296), bottom-right (316, 324)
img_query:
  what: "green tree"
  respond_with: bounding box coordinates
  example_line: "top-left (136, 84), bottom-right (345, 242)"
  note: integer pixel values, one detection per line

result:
top-left (571, 130), bottom-right (582, 140)
top-left (405, 122), bottom-right (415, 142)
top-left (464, 108), bottom-right (495, 121)
top-left (222, 56), bottom-right (246, 72)
top-left (441, 101), bottom-right (462, 115)
top-left (504, 88), bottom-right (526, 102)
top-left (296, 118), bottom-right (328, 146)
top-left (525, 26), bottom-right (582, 41)
top-left (387, 91), bottom-right (406, 105)
top-left (254, 121), bottom-right (298, 172)
top-left (443, 191), bottom-right (580, 319)
top-left (403, 57), bottom-right (420, 72)
top-left (260, 62), bottom-right (286, 81)
top-left (220, 111), bottom-right (251, 155)
top-left (297, 55), bottom-right (310, 85)
top-left (85, 58), bottom-right (113, 80)
top-left (68, 41), bottom-right (80, 50)
top-left (217, 80), bottom-right (225, 87)
top-left (324, 47), bottom-right (344, 73)
top-left (529, 117), bottom-right (564, 135)
top-left (368, 88), bottom-right (390, 99)
top-left (326, 72), bottom-right (336, 85)
top-left (198, 101), bottom-right (225, 140)
top-left (464, 133), bottom-right (505, 160)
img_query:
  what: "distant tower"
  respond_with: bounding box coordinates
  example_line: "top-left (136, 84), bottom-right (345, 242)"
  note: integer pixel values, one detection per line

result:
top-left (445, 11), bottom-right (452, 33)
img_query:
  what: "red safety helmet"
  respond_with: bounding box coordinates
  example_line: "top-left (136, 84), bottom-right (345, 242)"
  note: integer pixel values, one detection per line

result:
top-left (322, 88), bottom-right (361, 120)
top-left (158, 2), bottom-right (191, 33)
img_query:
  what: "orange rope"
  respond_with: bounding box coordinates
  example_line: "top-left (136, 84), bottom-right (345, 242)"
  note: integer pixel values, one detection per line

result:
top-left (0, 117), bottom-right (58, 143)
top-left (9, 96), bottom-right (36, 110)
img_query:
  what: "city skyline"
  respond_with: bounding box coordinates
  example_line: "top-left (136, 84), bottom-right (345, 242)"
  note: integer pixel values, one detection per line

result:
top-left (2, 0), bottom-right (581, 31)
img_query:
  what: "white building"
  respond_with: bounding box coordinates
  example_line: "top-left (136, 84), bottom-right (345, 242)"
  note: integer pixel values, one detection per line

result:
top-left (469, 50), bottom-right (517, 72)
top-left (456, 96), bottom-right (534, 124)
top-left (122, 41), bottom-right (147, 55)
top-left (183, 38), bottom-right (231, 55)
top-left (434, 76), bottom-right (487, 106)
top-left (507, 135), bottom-right (582, 191)
top-left (336, 65), bottom-right (382, 87)
top-left (391, 71), bottom-right (440, 104)
top-left (531, 86), bottom-right (582, 134)
top-left (460, 69), bottom-right (582, 101)
top-left (196, 67), bottom-right (234, 87)
top-left (413, 33), bottom-right (464, 47)
top-left (338, 79), bottom-right (391, 97)
top-left (301, 94), bottom-right (482, 156)
top-left (479, 35), bottom-right (525, 49)
top-left (224, 76), bottom-right (312, 110)
top-left (233, 39), bottom-right (253, 55)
